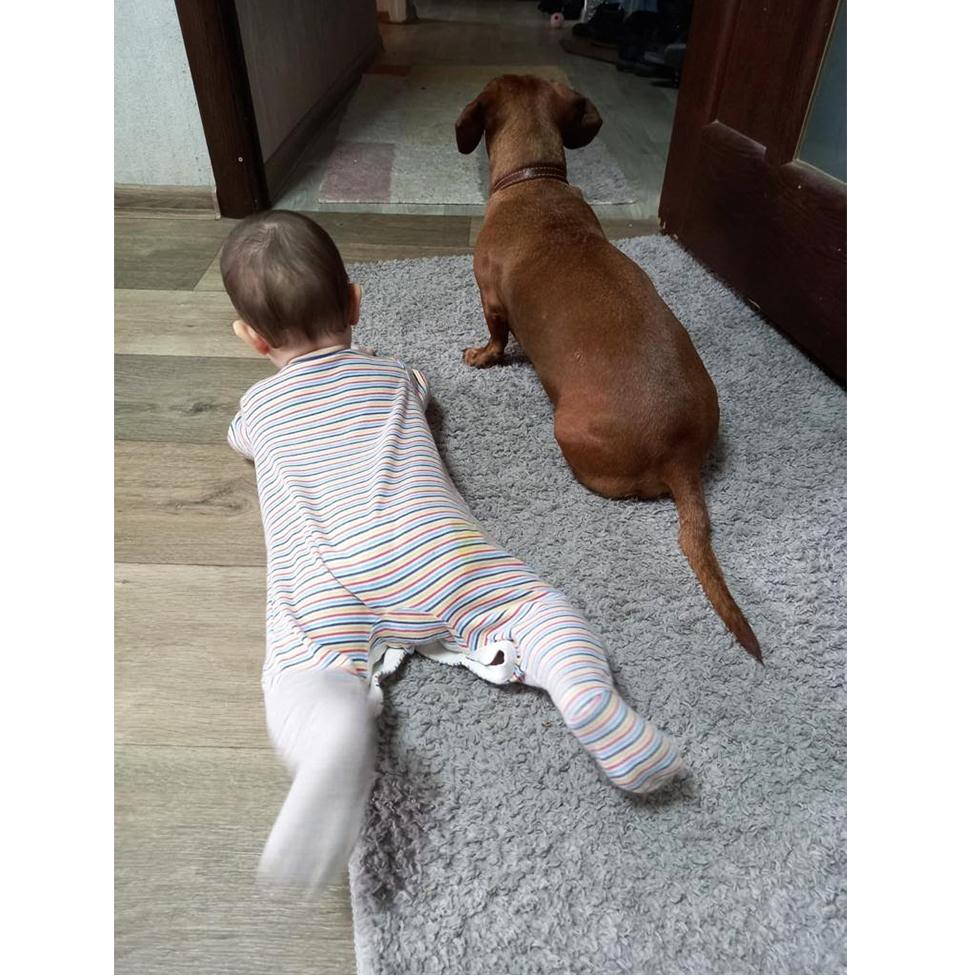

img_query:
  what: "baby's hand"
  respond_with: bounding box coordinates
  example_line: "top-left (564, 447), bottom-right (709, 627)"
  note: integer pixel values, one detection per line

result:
top-left (355, 345), bottom-right (377, 357)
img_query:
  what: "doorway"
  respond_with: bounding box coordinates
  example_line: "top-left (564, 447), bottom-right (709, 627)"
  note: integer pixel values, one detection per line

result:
top-left (271, 1), bottom-right (681, 220)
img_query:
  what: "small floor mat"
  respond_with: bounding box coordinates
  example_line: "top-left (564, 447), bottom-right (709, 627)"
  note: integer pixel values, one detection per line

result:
top-left (560, 34), bottom-right (621, 64)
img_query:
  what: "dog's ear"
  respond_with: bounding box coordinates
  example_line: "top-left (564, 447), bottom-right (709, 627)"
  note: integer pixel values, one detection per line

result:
top-left (558, 89), bottom-right (602, 149)
top-left (455, 97), bottom-right (485, 154)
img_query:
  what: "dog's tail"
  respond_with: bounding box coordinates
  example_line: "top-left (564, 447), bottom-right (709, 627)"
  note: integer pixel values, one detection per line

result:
top-left (667, 469), bottom-right (762, 661)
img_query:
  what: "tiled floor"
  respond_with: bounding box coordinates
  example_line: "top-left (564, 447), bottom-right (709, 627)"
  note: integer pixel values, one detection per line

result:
top-left (276, 0), bottom-right (678, 219)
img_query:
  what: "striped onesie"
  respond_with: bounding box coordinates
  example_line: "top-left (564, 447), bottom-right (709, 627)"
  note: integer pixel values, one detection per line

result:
top-left (230, 348), bottom-right (682, 884)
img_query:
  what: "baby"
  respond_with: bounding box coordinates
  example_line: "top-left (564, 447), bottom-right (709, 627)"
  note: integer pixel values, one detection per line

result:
top-left (222, 210), bottom-right (684, 890)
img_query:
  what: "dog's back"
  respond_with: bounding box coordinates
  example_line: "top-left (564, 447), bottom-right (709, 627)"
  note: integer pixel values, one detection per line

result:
top-left (478, 180), bottom-right (718, 469)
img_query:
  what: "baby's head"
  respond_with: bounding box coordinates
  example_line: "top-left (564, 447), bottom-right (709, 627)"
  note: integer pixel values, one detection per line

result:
top-left (220, 210), bottom-right (361, 364)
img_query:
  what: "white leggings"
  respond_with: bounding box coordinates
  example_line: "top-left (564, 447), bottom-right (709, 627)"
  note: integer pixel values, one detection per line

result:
top-left (260, 668), bottom-right (377, 891)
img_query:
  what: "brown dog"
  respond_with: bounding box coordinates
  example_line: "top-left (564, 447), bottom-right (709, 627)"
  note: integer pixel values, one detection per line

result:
top-left (456, 74), bottom-right (761, 660)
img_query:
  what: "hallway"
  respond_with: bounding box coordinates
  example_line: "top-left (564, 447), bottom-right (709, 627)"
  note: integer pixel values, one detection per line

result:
top-left (275, 1), bottom-right (678, 218)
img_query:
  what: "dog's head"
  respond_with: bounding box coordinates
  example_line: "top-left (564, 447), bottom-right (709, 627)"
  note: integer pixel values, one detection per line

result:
top-left (454, 74), bottom-right (602, 156)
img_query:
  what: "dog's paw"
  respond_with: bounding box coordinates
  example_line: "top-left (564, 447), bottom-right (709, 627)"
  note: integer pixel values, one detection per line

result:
top-left (463, 346), bottom-right (501, 369)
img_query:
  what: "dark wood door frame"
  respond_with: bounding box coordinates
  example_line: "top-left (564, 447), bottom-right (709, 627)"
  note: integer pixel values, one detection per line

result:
top-left (660, 0), bottom-right (846, 382)
top-left (174, 0), bottom-right (269, 218)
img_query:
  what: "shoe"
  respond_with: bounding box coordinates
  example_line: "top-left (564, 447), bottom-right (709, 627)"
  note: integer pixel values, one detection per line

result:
top-left (615, 35), bottom-right (643, 72)
top-left (633, 42), bottom-right (685, 84)
top-left (589, 7), bottom-right (627, 46)
top-left (572, 2), bottom-right (623, 40)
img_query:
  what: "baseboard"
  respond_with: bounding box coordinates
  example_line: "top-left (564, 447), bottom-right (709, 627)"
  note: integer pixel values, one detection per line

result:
top-left (114, 184), bottom-right (220, 219)
top-left (263, 38), bottom-right (384, 202)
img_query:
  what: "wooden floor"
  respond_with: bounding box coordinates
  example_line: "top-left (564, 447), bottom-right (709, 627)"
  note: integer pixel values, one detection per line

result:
top-left (114, 210), bottom-right (656, 973)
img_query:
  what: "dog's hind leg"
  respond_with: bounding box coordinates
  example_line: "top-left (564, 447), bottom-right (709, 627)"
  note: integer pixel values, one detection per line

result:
top-left (464, 284), bottom-right (509, 368)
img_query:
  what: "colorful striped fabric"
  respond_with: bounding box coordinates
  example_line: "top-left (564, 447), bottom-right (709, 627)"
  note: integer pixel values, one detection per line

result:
top-left (507, 595), bottom-right (682, 793)
top-left (229, 348), bottom-right (682, 794)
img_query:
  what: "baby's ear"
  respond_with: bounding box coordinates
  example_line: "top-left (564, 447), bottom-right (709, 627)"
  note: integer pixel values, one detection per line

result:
top-left (348, 283), bottom-right (362, 326)
top-left (233, 319), bottom-right (271, 356)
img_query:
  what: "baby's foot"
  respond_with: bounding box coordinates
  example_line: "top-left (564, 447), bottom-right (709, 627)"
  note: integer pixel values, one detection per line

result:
top-left (258, 754), bottom-right (373, 892)
top-left (629, 738), bottom-right (685, 795)
top-left (563, 686), bottom-right (684, 795)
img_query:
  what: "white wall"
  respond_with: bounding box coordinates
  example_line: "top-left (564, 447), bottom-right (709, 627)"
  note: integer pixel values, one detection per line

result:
top-left (236, 0), bottom-right (381, 162)
top-left (114, 0), bottom-right (215, 187)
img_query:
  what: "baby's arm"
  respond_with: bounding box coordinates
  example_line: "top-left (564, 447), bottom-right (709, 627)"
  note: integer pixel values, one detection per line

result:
top-left (409, 367), bottom-right (431, 410)
top-left (227, 410), bottom-right (254, 461)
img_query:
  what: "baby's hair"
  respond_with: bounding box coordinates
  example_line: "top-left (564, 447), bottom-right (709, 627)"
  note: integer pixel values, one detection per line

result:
top-left (220, 210), bottom-right (350, 348)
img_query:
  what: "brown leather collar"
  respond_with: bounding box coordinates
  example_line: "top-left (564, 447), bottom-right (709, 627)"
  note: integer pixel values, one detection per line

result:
top-left (490, 162), bottom-right (568, 195)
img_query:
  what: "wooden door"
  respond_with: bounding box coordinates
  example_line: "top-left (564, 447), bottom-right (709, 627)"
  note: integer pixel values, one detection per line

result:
top-left (659, 0), bottom-right (847, 382)
top-left (175, 0), bottom-right (269, 218)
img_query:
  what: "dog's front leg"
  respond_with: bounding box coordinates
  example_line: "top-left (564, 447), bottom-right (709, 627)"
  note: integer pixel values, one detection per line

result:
top-left (464, 291), bottom-right (509, 369)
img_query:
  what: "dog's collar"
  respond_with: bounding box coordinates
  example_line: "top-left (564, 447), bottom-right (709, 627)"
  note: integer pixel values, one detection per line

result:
top-left (490, 161), bottom-right (568, 195)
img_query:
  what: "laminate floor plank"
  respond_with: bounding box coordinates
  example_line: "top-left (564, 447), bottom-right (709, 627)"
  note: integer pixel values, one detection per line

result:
top-left (116, 441), bottom-right (265, 566)
top-left (116, 354), bottom-right (273, 444)
top-left (116, 564), bottom-right (267, 748)
top-left (117, 213), bottom-right (471, 293)
top-left (601, 217), bottom-right (661, 238)
top-left (344, 241), bottom-right (474, 261)
top-left (306, 211), bottom-right (473, 246)
top-left (115, 184), bottom-right (219, 218)
top-left (116, 290), bottom-right (244, 358)
top-left (116, 216), bottom-right (233, 290)
top-left (468, 214), bottom-right (659, 246)
top-left (116, 744), bottom-right (356, 975)
top-left (194, 240), bottom-right (475, 291)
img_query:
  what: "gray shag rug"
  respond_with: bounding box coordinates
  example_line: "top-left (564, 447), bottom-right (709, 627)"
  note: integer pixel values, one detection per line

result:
top-left (345, 236), bottom-right (846, 975)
